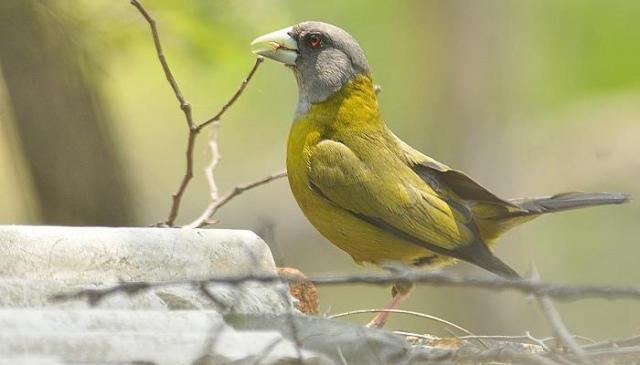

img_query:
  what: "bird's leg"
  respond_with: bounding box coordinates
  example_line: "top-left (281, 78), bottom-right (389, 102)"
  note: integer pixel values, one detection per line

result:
top-left (366, 281), bottom-right (413, 328)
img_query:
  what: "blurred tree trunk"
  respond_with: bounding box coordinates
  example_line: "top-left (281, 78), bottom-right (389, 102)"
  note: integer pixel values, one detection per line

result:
top-left (0, 1), bottom-right (134, 225)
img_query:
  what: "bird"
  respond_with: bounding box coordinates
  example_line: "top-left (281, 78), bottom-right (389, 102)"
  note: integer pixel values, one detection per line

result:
top-left (251, 21), bottom-right (630, 327)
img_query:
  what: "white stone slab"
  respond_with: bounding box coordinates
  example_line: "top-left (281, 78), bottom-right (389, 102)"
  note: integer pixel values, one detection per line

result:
top-left (0, 226), bottom-right (293, 313)
top-left (0, 225), bottom-right (274, 280)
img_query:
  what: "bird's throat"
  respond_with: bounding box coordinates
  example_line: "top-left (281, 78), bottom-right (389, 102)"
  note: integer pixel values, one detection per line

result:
top-left (293, 74), bottom-right (381, 129)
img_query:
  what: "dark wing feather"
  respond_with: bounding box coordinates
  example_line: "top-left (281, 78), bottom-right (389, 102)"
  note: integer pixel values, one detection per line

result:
top-left (394, 134), bottom-right (524, 216)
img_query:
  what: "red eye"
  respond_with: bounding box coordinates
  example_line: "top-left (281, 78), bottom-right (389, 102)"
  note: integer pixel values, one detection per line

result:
top-left (308, 34), bottom-right (321, 48)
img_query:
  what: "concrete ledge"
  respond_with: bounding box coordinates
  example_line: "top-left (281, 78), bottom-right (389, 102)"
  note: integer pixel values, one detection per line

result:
top-left (0, 225), bottom-right (309, 363)
top-left (0, 225), bottom-right (293, 312)
top-left (0, 225), bottom-right (273, 280)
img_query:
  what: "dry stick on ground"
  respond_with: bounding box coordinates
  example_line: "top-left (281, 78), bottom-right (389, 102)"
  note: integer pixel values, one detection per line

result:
top-left (456, 333), bottom-right (595, 347)
top-left (205, 122), bottom-right (222, 204)
top-left (130, 0), bottom-right (277, 227)
top-left (530, 268), bottom-right (590, 364)
top-left (437, 347), bottom-right (560, 365)
top-left (328, 308), bottom-right (475, 337)
top-left (583, 334), bottom-right (640, 351)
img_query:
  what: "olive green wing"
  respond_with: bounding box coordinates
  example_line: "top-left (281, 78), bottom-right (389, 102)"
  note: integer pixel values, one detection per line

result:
top-left (308, 139), bottom-right (472, 249)
top-left (308, 139), bottom-right (520, 278)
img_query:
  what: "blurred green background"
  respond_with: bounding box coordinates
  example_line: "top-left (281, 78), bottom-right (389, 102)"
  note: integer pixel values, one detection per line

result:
top-left (1, 0), bottom-right (638, 339)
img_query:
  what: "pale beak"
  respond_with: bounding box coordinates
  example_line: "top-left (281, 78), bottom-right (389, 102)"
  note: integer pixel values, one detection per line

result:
top-left (251, 26), bottom-right (298, 66)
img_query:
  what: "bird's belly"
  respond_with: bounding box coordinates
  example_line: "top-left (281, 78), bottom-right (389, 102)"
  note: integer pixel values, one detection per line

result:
top-left (287, 167), bottom-right (444, 266)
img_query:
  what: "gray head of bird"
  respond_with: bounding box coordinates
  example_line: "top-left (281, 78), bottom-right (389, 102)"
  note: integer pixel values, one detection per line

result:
top-left (251, 21), bottom-right (371, 115)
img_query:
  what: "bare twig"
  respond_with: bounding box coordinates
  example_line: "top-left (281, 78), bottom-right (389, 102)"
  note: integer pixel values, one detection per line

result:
top-left (393, 330), bottom-right (440, 342)
top-left (129, 0), bottom-right (195, 226)
top-left (186, 169), bottom-right (287, 228)
top-left (537, 295), bottom-right (588, 360)
top-left (581, 345), bottom-right (640, 358)
top-left (189, 58), bottom-right (267, 227)
top-left (458, 334), bottom-right (551, 343)
top-left (329, 308), bottom-right (475, 337)
top-left (526, 331), bottom-right (551, 352)
top-left (130, 0), bottom-right (193, 127)
top-left (204, 122), bottom-right (222, 203)
top-left (392, 331), bottom-right (638, 365)
top-left (170, 58), bottom-right (264, 227)
top-left (415, 346), bottom-right (561, 365)
top-left (531, 268), bottom-right (590, 364)
top-left (50, 269), bottom-right (640, 306)
top-left (431, 332), bottom-right (556, 352)
top-left (582, 334), bottom-right (640, 351)
top-left (166, 131), bottom-right (197, 226)
top-left (395, 330), bottom-right (549, 352)
top-left (195, 58), bottom-right (264, 131)
top-left (130, 0), bottom-right (267, 226)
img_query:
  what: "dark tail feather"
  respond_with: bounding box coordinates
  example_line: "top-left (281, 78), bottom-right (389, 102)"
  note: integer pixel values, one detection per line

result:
top-left (468, 192), bottom-right (629, 279)
top-left (476, 252), bottom-right (521, 279)
top-left (510, 192), bottom-right (630, 214)
top-left (457, 240), bottom-right (521, 279)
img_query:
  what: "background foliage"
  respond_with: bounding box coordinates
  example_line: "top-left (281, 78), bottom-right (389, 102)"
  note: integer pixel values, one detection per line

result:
top-left (1, 0), bottom-right (638, 338)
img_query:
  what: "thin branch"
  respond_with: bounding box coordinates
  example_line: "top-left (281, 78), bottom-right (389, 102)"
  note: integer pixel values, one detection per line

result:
top-left (166, 131), bottom-right (197, 226)
top-left (166, 58), bottom-right (263, 227)
top-left (188, 61), bottom-right (285, 229)
top-left (195, 58), bottom-right (265, 221)
top-left (458, 334), bottom-right (552, 343)
top-left (130, 0), bottom-right (193, 127)
top-left (185, 170), bottom-right (287, 228)
top-left (581, 346), bottom-right (640, 358)
top-left (130, 0), bottom-right (198, 226)
top-left (537, 295), bottom-right (588, 360)
top-left (204, 122), bottom-right (222, 203)
top-left (395, 330), bottom-right (549, 352)
top-left (49, 269), bottom-right (640, 306)
top-left (531, 268), bottom-right (590, 364)
top-left (435, 332), bottom-right (566, 352)
top-left (393, 330), bottom-right (441, 342)
top-left (416, 346), bottom-right (561, 365)
top-left (389, 331), bottom-right (638, 365)
top-left (195, 58), bottom-right (264, 132)
top-left (526, 331), bottom-right (551, 352)
top-left (582, 334), bottom-right (640, 351)
top-left (328, 308), bottom-right (475, 337)
top-left (131, 1), bottom-right (275, 226)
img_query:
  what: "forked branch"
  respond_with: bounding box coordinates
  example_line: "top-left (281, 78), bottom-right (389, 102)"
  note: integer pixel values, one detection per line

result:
top-left (130, 0), bottom-right (274, 227)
